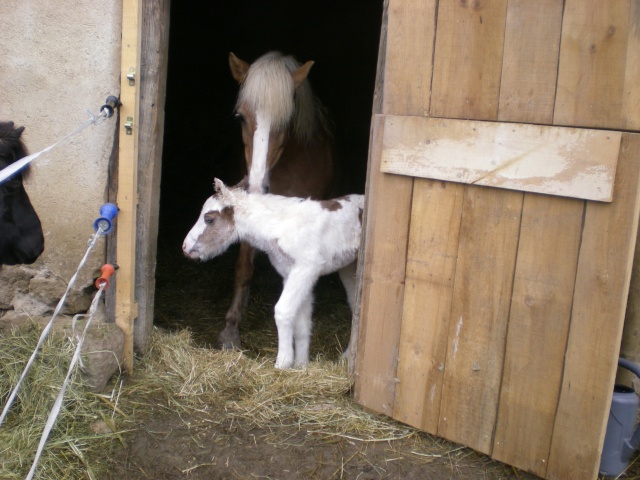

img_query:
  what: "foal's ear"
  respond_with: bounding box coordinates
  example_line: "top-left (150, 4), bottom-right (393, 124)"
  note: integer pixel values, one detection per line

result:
top-left (229, 52), bottom-right (250, 83)
top-left (213, 178), bottom-right (225, 194)
top-left (213, 178), bottom-right (234, 200)
top-left (291, 60), bottom-right (314, 88)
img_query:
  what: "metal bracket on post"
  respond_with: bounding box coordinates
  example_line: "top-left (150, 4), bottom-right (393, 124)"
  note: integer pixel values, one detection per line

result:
top-left (126, 67), bottom-right (136, 86)
top-left (124, 117), bottom-right (134, 135)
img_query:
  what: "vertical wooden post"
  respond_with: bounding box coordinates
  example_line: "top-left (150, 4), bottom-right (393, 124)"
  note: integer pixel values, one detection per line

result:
top-left (116, 0), bottom-right (142, 372)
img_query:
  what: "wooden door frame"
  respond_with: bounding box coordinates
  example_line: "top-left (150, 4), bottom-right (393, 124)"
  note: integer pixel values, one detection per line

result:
top-left (109, 0), bottom-right (171, 369)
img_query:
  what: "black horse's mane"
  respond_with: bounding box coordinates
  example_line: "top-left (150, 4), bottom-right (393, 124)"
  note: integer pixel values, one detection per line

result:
top-left (0, 121), bottom-right (29, 178)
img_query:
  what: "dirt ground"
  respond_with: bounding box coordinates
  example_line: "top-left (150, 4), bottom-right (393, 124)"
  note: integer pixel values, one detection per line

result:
top-left (101, 230), bottom-right (629, 480)
top-left (109, 408), bottom-right (537, 480)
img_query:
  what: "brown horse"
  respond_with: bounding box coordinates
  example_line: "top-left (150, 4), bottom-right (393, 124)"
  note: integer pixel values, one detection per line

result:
top-left (218, 51), bottom-right (337, 349)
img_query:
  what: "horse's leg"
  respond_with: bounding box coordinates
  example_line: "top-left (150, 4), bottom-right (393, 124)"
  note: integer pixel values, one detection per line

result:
top-left (293, 293), bottom-right (314, 368)
top-left (274, 268), bottom-right (316, 369)
top-left (338, 261), bottom-right (358, 367)
top-left (218, 242), bottom-right (255, 349)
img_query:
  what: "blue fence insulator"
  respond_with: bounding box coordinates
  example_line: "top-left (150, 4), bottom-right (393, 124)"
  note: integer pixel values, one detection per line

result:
top-left (93, 203), bottom-right (118, 234)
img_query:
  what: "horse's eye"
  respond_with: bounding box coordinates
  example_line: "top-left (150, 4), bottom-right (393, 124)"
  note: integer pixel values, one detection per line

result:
top-left (204, 215), bottom-right (215, 225)
top-left (234, 113), bottom-right (245, 124)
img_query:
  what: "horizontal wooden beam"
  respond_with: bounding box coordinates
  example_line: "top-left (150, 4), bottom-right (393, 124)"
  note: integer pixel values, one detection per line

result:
top-left (379, 115), bottom-right (621, 202)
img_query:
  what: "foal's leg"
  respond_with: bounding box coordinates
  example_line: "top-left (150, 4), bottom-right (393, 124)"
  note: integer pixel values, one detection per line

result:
top-left (218, 242), bottom-right (255, 349)
top-left (274, 269), bottom-right (316, 369)
top-left (338, 261), bottom-right (358, 365)
top-left (293, 293), bottom-right (314, 368)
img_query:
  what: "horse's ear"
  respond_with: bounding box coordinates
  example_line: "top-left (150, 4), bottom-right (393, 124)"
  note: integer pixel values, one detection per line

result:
top-left (291, 61), bottom-right (314, 88)
top-left (229, 52), bottom-right (250, 83)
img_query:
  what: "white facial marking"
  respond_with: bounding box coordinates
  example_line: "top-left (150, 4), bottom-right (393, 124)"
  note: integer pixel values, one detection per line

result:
top-left (182, 197), bottom-right (218, 254)
top-left (249, 111), bottom-right (270, 193)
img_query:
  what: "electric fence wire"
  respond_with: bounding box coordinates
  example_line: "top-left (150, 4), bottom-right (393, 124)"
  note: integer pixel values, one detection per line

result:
top-left (0, 227), bottom-right (106, 427)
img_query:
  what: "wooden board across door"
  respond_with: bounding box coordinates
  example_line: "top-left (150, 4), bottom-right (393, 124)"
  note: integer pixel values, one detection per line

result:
top-left (379, 116), bottom-right (621, 202)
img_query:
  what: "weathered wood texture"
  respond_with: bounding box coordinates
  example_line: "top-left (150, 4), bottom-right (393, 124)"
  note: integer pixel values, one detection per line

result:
top-left (116, 0), bottom-right (143, 372)
top-left (608, 0), bottom-right (640, 389)
top-left (134, 0), bottom-right (171, 353)
top-left (498, 0), bottom-right (563, 124)
top-left (379, 116), bottom-right (621, 202)
top-left (354, 0), bottom-right (435, 415)
top-left (555, 0), bottom-right (640, 130)
top-left (110, 0), bottom-right (170, 357)
top-left (355, 1), bottom-right (640, 479)
top-left (546, 2), bottom-right (640, 477)
top-left (349, 0), bottom-right (390, 376)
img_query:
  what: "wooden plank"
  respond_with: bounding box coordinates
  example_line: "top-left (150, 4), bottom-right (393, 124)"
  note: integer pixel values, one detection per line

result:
top-left (382, 0), bottom-right (436, 116)
top-left (427, 0), bottom-right (511, 456)
top-left (491, 1), bottom-right (571, 475)
top-left (355, 0), bottom-right (435, 417)
top-left (430, 0), bottom-right (508, 119)
top-left (437, 186), bottom-right (522, 455)
top-left (392, 178), bottom-right (464, 432)
top-left (498, 0), bottom-right (563, 124)
top-left (622, 1), bottom-right (640, 131)
top-left (354, 115), bottom-right (413, 416)
top-left (350, 0), bottom-right (390, 374)
top-left (546, 3), bottom-right (640, 476)
top-left (618, 28), bottom-right (640, 398)
top-left (380, 116), bottom-right (621, 202)
top-left (134, 0), bottom-right (171, 353)
top-left (492, 194), bottom-right (583, 477)
top-left (620, 213), bottom-right (640, 381)
top-left (555, 0), bottom-right (634, 130)
top-left (546, 134), bottom-right (640, 480)
top-left (115, 0), bottom-right (143, 372)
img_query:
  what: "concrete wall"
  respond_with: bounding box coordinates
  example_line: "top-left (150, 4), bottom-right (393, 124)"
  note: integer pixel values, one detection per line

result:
top-left (0, 0), bottom-right (121, 317)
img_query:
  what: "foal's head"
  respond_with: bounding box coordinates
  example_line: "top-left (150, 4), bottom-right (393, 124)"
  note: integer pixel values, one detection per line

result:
top-left (229, 51), bottom-right (322, 193)
top-left (183, 179), bottom-right (239, 262)
top-left (0, 122), bottom-right (44, 265)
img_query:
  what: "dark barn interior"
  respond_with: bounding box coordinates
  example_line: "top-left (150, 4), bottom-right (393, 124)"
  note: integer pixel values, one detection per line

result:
top-left (155, 1), bottom-right (383, 353)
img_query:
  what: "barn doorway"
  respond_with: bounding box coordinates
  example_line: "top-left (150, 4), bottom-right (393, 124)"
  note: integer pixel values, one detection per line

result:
top-left (154, 1), bottom-right (383, 353)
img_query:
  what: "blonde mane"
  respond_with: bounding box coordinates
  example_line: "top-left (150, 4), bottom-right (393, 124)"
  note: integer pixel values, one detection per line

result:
top-left (237, 52), bottom-right (331, 143)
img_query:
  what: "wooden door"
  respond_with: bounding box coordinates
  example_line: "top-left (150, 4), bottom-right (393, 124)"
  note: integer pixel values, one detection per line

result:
top-left (355, 1), bottom-right (640, 479)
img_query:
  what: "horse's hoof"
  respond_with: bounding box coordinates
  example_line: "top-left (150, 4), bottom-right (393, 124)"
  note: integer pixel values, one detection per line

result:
top-left (217, 328), bottom-right (242, 350)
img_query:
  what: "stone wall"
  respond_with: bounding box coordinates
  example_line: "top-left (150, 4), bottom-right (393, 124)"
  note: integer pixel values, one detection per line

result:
top-left (0, 0), bottom-right (121, 319)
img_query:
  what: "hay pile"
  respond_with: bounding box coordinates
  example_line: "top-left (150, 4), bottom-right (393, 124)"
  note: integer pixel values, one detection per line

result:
top-left (138, 328), bottom-right (415, 440)
top-left (0, 324), bottom-right (416, 479)
top-left (0, 325), bottom-right (122, 479)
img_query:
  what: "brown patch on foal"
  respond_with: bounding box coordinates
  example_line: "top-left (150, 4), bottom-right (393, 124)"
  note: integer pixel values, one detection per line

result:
top-left (320, 199), bottom-right (343, 212)
top-left (204, 206), bottom-right (234, 225)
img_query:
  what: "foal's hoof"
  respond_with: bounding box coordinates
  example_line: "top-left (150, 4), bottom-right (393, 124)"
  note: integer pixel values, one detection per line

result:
top-left (217, 327), bottom-right (242, 350)
top-left (275, 358), bottom-right (295, 370)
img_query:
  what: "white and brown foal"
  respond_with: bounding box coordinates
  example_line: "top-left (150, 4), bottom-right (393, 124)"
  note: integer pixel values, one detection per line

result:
top-left (183, 179), bottom-right (362, 369)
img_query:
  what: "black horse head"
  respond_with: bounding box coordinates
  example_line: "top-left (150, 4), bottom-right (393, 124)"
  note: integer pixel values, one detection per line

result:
top-left (0, 122), bottom-right (44, 265)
